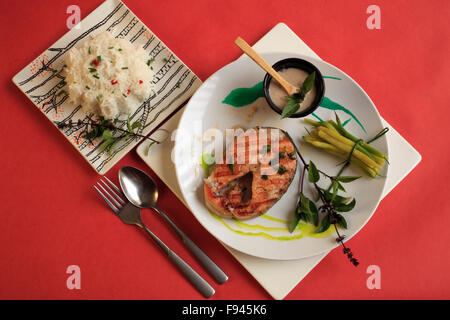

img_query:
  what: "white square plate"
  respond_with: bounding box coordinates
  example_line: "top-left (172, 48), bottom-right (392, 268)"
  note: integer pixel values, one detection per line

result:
top-left (12, 0), bottom-right (202, 175)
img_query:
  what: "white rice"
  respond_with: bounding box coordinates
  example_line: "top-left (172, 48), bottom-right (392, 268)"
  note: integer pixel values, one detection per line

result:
top-left (65, 31), bottom-right (153, 119)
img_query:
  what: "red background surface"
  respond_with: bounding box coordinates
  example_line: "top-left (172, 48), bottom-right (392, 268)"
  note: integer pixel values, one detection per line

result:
top-left (0, 0), bottom-right (449, 300)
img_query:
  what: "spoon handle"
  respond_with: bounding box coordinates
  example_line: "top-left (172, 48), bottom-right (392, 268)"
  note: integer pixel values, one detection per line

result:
top-left (234, 36), bottom-right (297, 96)
top-left (141, 224), bottom-right (215, 298)
top-left (154, 206), bottom-right (229, 284)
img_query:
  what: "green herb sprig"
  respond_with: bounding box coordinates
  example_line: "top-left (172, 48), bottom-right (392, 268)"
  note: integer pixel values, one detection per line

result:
top-left (56, 116), bottom-right (165, 155)
top-left (281, 71), bottom-right (316, 118)
top-left (284, 130), bottom-right (360, 266)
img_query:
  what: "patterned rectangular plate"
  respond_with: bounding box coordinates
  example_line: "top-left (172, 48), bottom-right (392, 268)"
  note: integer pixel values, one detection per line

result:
top-left (12, 0), bottom-right (202, 175)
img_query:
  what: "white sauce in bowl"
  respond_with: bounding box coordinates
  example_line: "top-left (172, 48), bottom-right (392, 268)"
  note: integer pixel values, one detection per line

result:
top-left (268, 68), bottom-right (316, 112)
top-left (65, 31), bottom-right (153, 119)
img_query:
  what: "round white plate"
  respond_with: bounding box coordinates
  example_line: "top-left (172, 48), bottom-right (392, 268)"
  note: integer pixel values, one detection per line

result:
top-left (174, 52), bottom-right (389, 260)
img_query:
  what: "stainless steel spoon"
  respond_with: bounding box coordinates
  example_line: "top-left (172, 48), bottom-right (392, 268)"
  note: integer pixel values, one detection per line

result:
top-left (119, 166), bottom-right (228, 284)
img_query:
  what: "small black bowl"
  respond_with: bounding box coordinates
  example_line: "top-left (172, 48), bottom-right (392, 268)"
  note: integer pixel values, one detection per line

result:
top-left (263, 58), bottom-right (325, 118)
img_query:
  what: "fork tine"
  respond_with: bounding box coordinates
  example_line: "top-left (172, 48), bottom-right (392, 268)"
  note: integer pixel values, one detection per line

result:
top-left (96, 182), bottom-right (123, 211)
top-left (94, 185), bottom-right (120, 215)
top-left (103, 176), bottom-right (126, 198)
top-left (100, 178), bottom-right (126, 206)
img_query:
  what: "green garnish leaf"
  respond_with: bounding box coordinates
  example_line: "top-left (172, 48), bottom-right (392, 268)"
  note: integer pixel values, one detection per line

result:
top-left (299, 71), bottom-right (316, 96)
top-left (88, 46), bottom-right (91, 54)
top-left (121, 67), bottom-right (128, 70)
top-left (289, 209), bottom-right (302, 233)
top-left (336, 181), bottom-right (346, 192)
top-left (335, 176), bottom-right (361, 183)
top-left (126, 115), bottom-right (133, 132)
top-left (89, 68), bottom-right (97, 73)
top-left (131, 121), bottom-right (142, 130)
top-left (308, 161), bottom-right (320, 183)
top-left (85, 85), bottom-right (90, 90)
top-left (281, 97), bottom-right (301, 118)
top-left (281, 71), bottom-right (316, 118)
top-left (228, 163), bottom-right (234, 174)
top-left (333, 198), bottom-right (356, 212)
top-left (331, 180), bottom-right (340, 201)
top-left (336, 214), bottom-right (347, 229)
top-left (93, 74), bottom-right (99, 79)
top-left (320, 188), bottom-right (351, 205)
top-left (102, 130), bottom-right (113, 140)
top-left (261, 174), bottom-right (268, 180)
top-left (97, 55), bottom-right (101, 62)
top-left (315, 213), bottom-right (331, 233)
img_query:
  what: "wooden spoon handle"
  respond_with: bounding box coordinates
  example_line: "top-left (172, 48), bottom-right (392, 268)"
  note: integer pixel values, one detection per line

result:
top-left (234, 36), bottom-right (296, 96)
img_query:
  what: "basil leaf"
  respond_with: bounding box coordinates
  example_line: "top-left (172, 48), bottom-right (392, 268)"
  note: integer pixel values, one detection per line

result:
top-left (315, 213), bottom-right (331, 233)
top-left (99, 138), bottom-right (114, 153)
top-left (336, 214), bottom-right (347, 229)
top-left (334, 198), bottom-right (356, 212)
top-left (335, 176), bottom-right (361, 183)
top-left (308, 161), bottom-right (320, 183)
top-left (102, 130), bottom-right (113, 140)
top-left (299, 194), bottom-right (319, 226)
top-left (281, 98), bottom-right (300, 118)
top-left (289, 209), bottom-right (301, 233)
top-left (300, 71), bottom-right (316, 95)
top-left (126, 115), bottom-right (132, 132)
top-left (321, 188), bottom-right (351, 205)
top-left (337, 181), bottom-right (346, 192)
top-left (131, 121), bottom-right (142, 130)
top-left (309, 200), bottom-right (319, 226)
top-left (331, 180), bottom-right (339, 202)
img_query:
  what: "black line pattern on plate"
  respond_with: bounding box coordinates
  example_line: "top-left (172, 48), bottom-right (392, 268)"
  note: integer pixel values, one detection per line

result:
top-left (156, 65), bottom-right (184, 94)
top-left (25, 68), bottom-right (65, 94)
top-left (106, 9), bottom-right (129, 31)
top-left (18, 2), bottom-right (124, 86)
top-left (115, 17), bottom-right (138, 39)
top-left (43, 94), bottom-right (69, 115)
top-left (142, 35), bottom-right (155, 50)
top-left (130, 26), bottom-right (146, 43)
top-left (152, 54), bottom-right (177, 84)
top-left (148, 41), bottom-right (166, 60)
top-left (143, 73), bottom-right (197, 129)
top-left (15, 0), bottom-right (201, 174)
top-left (30, 81), bottom-right (66, 105)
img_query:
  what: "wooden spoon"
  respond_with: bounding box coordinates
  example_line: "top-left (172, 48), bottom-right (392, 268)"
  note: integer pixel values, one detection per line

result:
top-left (234, 36), bottom-right (298, 96)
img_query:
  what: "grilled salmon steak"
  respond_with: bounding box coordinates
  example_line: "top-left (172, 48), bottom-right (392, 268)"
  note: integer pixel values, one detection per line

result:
top-left (204, 127), bottom-right (297, 220)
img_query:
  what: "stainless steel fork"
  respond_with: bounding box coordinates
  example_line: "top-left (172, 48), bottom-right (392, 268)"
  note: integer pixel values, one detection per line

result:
top-left (94, 177), bottom-right (215, 298)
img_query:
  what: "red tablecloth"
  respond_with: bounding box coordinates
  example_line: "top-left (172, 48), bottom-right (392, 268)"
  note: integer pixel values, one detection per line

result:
top-left (0, 0), bottom-right (449, 299)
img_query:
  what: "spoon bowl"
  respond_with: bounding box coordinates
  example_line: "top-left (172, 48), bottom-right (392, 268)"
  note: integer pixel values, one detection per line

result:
top-left (118, 166), bottom-right (229, 284)
top-left (119, 166), bottom-right (159, 208)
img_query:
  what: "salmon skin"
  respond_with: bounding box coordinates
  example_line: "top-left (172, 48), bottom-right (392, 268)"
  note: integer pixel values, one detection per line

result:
top-left (204, 127), bottom-right (298, 220)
